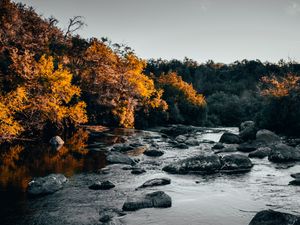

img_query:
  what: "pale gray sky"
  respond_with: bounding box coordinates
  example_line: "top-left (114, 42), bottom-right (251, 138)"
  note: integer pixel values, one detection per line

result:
top-left (15, 0), bottom-right (300, 63)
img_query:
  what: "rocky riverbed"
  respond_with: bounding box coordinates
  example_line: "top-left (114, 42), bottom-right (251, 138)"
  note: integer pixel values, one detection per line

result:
top-left (1, 124), bottom-right (300, 225)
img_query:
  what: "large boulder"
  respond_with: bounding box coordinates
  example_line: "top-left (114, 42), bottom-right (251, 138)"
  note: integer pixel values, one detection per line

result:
top-left (248, 210), bottom-right (300, 225)
top-left (122, 191), bottom-right (172, 211)
top-left (268, 144), bottom-right (300, 162)
top-left (219, 132), bottom-right (241, 144)
top-left (27, 174), bottom-right (67, 196)
top-left (138, 178), bottom-right (171, 188)
top-left (249, 147), bottom-right (271, 158)
top-left (256, 129), bottom-right (281, 144)
top-left (220, 154), bottom-right (253, 173)
top-left (106, 152), bottom-right (136, 165)
top-left (239, 121), bottom-right (257, 141)
top-left (163, 153), bottom-right (221, 174)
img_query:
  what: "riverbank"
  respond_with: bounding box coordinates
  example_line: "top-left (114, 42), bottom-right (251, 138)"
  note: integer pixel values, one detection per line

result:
top-left (1, 125), bottom-right (300, 225)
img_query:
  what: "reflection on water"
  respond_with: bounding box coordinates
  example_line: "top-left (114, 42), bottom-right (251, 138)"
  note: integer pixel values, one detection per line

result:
top-left (0, 129), bottom-right (109, 192)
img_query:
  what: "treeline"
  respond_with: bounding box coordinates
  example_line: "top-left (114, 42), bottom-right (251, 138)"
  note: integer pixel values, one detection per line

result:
top-left (0, 0), bottom-right (206, 141)
top-left (146, 58), bottom-right (300, 135)
top-left (1, 0), bottom-right (300, 142)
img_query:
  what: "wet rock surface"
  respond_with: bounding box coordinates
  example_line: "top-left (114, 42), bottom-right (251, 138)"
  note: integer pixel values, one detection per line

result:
top-left (122, 191), bottom-right (172, 211)
top-left (220, 154), bottom-right (253, 173)
top-left (163, 153), bottom-right (222, 174)
top-left (106, 152), bottom-right (136, 165)
top-left (27, 174), bottom-right (67, 196)
top-left (268, 144), bottom-right (300, 162)
top-left (219, 132), bottom-right (241, 144)
top-left (138, 178), bottom-right (171, 188)
top-left (249, 147), bottom-right (271, 158)
top-left (249, 210), bottom-right (300, 225)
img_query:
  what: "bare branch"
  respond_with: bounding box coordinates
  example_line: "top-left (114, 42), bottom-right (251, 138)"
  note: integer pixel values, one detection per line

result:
top-left (65, 16), bottom-right (86, 38)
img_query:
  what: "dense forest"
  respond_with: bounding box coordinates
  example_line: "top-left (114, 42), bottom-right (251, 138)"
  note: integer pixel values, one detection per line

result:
top-left (1, 0), bottom-right (300, 142)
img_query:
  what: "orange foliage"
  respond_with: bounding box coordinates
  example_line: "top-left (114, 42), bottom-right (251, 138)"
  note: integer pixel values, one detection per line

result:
top-left (158, 72), bottom-right (206, 107)
top-left (260, 73), bottom-right (300, 98)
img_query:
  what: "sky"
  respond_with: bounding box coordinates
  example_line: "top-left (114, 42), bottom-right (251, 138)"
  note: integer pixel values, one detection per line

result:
top-left (15, 0), bottom-right (300, 63)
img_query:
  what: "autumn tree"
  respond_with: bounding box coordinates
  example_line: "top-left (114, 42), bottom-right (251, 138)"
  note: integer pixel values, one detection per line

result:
top-left (77, 39), bottom-right (167, 128)
top-left (158, 72), bottom-right (206, 125)
top-left (258, 73), bottom-right (300, 135)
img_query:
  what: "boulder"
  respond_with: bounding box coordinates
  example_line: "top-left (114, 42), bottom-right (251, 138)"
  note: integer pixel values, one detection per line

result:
top-left (27, 174), bottom-right (67, 196)
top-left (49, 136), bottom-right (64, 147)
top-left (249, 147), bottom-right (271, 158)
top-left (239, 125), bottom-right (257, 141)
top-left (106, 152), bottom-right (136, 165)
top-left (237, 143), bottom-right (257, 152)
top-left (138, 178), bottom-right (171, 188)
top-left (219, 132), bottom-right (241, 144)
top-left (143, 149), bottom-right (164, 157)
top-left (256, 129), bottom-right (281, 144)
top-left (89, 181), bottom-right (115, 190)
top-left (248, 210), bottom-right (300, 225)
top-left (268, 144), bottom-right (300, 162)
top-left (220, 154), bottom-right (253, 173)
top-left (122, 191), bottom-right (172, 211)
top-left (163, 153), bottom-right (221, 174)
top-left (240, 121), bottom-right (255, 132)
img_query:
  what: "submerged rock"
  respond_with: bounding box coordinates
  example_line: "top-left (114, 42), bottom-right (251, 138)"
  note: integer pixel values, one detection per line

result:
top-left (143, 149), bottom-right (164, 157)
top-left (122, 191), bottom-right (172, 211)
top-left (131, 168), bottom-right (146, 175)
top-left (249, 147), bottom-right (271, 158)
top-left (256, 129), bottom-right (281, 144)
top-left (99, 208), bottom-right (126, 223)
top-left (174, 143), bottom-right (189, 149)
top-left (89, 181), bottom-right (115, 190)
top-left (106, 152), bottom-right (136, 165)
top-left (27, 174), bottom-right (67, 196)
top-left (248, 210), bottom-right (300, 225)
top-left (268, 144), bottom-right (300, 162)
top-left (220, 154), bottom-right (253, 173)
top-left (138, 178), bottom-right (171, 188)
top-left (163, 153), bottom-right (221, 174)
top-left (219, 132), bottom-right (241, 144)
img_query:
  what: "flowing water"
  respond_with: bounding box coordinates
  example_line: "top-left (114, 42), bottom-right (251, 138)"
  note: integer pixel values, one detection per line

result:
top-left (0, 126), bottom-right (299, 225)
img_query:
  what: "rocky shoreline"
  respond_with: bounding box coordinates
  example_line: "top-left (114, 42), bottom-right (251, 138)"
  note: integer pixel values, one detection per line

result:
top-left (1, 123), bottom-right (300, 225)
